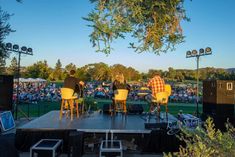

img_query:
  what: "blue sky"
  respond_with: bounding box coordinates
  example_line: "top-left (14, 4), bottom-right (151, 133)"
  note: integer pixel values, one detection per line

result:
top-left (1, 0), bottom-right (235, 72)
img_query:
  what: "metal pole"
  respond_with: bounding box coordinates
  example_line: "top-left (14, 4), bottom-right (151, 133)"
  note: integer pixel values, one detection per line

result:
top-left (196, 55), bottom-right (199, 117)
top-left (16, 52), bottom-right (21, 119)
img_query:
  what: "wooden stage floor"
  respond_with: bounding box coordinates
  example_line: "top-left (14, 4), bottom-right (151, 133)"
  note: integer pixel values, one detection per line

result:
top-left (18, 110), bottom-right (178, 133)
top-left (19, 110), bottom-right (153, 133)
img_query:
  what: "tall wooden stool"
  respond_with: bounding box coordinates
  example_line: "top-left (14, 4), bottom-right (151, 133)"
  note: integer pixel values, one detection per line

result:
top-left (60, 88), bottom-right (79, 120)
top-left (112, 89), bottom-right (128, 115)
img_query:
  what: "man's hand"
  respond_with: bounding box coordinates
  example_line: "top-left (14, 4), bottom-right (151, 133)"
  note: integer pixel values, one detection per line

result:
top-left (79, 81), bottom-right (85, 86)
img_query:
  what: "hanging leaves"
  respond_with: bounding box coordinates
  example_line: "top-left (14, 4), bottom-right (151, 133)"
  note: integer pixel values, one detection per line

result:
top-left (85, 0), bottom-right (189, 55)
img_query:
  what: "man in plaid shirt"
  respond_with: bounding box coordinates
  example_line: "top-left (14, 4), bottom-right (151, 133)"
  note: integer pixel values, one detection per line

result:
top-left (147, 74), bottom-right (165, 96)
top-left (147, 74), bottom-right (165, 112)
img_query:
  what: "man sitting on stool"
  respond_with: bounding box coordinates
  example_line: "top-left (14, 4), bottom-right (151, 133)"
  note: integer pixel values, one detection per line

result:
top-left (64, 69), bottom-right (84, 97)
top-left (147, 73), bottom-right (165, 116)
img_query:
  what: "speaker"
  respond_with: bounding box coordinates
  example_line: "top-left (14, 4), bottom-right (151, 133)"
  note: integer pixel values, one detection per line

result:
top-left (0, 75), bottom-right (14, 111)
top-left (128, 104), bottom-right (144, 114)
top-left (203, 80), bottom-right (235, 104)
top-left (69, 131), bottom-right (84, 157)
top-left (203, 80), bottom-right (235, 130)
top-left (203, 103), bottom-right (234, 117)
top-left (102, 104), bottom-right (111, 114)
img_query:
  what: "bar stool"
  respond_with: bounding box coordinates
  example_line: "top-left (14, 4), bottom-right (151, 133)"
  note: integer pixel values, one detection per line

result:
top-left (60, 88), bottom-right (79, 120)
top-left (112, 89), bottom-right (128, 115)
top-left (151, 84), bottom-right (171, 121)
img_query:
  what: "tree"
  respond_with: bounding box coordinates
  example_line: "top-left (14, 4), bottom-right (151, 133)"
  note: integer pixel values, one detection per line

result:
top-left (65, 63), bottom-right (76, 73)
top-left (110, 64), bottom-right (128, 80)
top-left (76, 66), bottom-right (89, 81)
top-left (164, 118), bottom-right (235, 157)
top-left (167, 67), bottom-right (176, 80)
top-left (52, 59), bottom-right (63, 81)
top-left (147, 69), bottom-right (163, 78)
top-left (126, 67), bottom-right (140, 81)
top-left (84, 62), bottom-right (111, 81)
top-left (7, 57), bottom-right (18, 76)
top-left (85, 0), bottom-right (189, 54)
top-left (0, 7), bottom-right (15, 73)
top-left (25, 60), bottom-right (51, 79)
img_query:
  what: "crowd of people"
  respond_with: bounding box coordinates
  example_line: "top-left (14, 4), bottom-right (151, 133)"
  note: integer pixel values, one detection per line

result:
top-left (13, 82), bottom-right (61, 104)
top-left (13, 71), bottom-right (202, 104)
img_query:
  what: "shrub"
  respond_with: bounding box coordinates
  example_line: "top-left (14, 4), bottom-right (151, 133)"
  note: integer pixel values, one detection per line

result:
top-left (164, 117), bottom-right (235, 157)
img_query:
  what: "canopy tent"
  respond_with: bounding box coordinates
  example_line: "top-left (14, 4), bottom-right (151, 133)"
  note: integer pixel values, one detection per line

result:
top-left (14, 78), bottom-right (47, 83)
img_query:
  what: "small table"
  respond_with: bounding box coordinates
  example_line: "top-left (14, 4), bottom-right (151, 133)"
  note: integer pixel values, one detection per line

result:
top-left (100, 140), bottom-right (123, 157)
top-left (30, 139), bottom-right (63, 157)
top-left (99, 131), bottom-right (123, 157)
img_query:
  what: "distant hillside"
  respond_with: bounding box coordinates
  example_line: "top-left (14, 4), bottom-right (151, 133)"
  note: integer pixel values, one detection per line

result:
top-left (226, 68), bottom-right (235, 73)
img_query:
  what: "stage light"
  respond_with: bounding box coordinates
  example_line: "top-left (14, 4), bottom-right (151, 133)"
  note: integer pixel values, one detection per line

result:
top-left (27, 48), bottom-right (33, 54)
top-left (191, 49), bottom-right (198, 56)
top-left (21, 46), bottom-right (27, 52)
top-left (4, 42), bottom-right (34, 120)
top-left (13, 44), bottom-right (19, 50)
top-left (205, 47), bottom-right (212, 55)
top-left (6, 43), bottom-right (12, 49)
top-left (186, 51), bottom-right (192, 58)
top-left (199, 48), bottom-right (204, 55)
top-left (186, 47), bottom-right (212, 117)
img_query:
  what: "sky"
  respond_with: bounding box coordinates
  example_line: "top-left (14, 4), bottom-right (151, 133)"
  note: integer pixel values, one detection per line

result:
top-left (1, 0), bottom-right (235, 72)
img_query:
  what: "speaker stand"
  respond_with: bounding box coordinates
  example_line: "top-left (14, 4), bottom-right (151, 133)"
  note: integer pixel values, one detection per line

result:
top-left (13, 103), bottom-right (31, 121)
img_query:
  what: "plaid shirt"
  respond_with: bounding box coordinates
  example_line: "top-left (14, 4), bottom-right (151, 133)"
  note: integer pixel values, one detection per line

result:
top-left (147, 75), bottom-right (165, 96)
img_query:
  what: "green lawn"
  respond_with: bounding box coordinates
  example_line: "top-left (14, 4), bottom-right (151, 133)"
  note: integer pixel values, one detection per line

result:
top-left (15, 98), bottom-right (202, 119)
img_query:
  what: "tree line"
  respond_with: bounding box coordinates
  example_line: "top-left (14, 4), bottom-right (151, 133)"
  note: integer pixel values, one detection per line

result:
top-left (1, 57), bottom-right (235, 82)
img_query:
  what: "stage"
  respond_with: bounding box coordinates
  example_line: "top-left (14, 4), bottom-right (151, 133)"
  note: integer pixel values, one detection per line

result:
top-left (15, 110), bottom-right (181, 153)
top-left (18, 110), bottom-right (152, 133)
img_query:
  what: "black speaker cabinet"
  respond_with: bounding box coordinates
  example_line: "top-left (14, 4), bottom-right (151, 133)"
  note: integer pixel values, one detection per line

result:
top-left (203, 103), bottom-right (234, 117)
top-left (203, 80), bottom-right (235, 104)
top-left (128, 104), bottom-right (144, 114)
top-left (203, 80), bottom-right (235, 129)
top-left (0, 75), bottom-right (14, 111)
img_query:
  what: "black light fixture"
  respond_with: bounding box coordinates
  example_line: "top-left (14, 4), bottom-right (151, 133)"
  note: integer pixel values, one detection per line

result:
top-left (186, 47), bottom-right (212, 117)
top-left (4, 42), bottom-right (33, 120)
top-left (205, 47), bottom-right (212, 55)
top-left (27, 48), bottom-right (33, 55)
top-left (186, 47), bottom-right (212, 58)
top-left (21, 46), bottom-right (27, 52)
top-left (4, 42), bottom-right (33, 55)
top-left (199, 48), bottom-right (204, 55)
top-left (6, 42), bottom-right (12, 49)
top-left (191, 49), bottom-right (198, 56)
top-left (186, 51), bottom-right (192, 58)
top-left (13, 44), bottom-right (19, 50)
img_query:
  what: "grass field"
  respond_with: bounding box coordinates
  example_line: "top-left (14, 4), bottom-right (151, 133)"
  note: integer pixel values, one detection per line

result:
top-left (15, 98), bottom-right (202, 119)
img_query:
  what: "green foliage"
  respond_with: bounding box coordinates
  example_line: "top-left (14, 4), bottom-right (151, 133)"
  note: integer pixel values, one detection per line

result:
top-left (25, 60), bottom-right (51, 79)
top-left (4, 58), bottom-right (235, 82)
top-left (7, 57), bottom-right (18, 76)
top-left (164, 117), bottom-right (235, 157)
top-left (85, 0), bottom-right (189, 54)
top-left (65, 63), bottom-right (76, 73)
top-left (110, 64), bottom-right (140, 81)
top-left (85, 62), bottom-right (111, 81)
top-left (52, 59), bottom-right (63, 81)
top-left (0, 7), bottom-right (15, 72)
top-left (147, 69), bottom-right (164, 78)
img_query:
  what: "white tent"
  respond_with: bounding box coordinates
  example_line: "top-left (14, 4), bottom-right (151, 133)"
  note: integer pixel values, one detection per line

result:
top-left (14, 78), bottom-right (47, 83)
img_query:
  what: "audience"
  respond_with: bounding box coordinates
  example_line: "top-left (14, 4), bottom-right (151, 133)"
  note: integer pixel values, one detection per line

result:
top-left (13, 79), bottom-right (202, 104)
